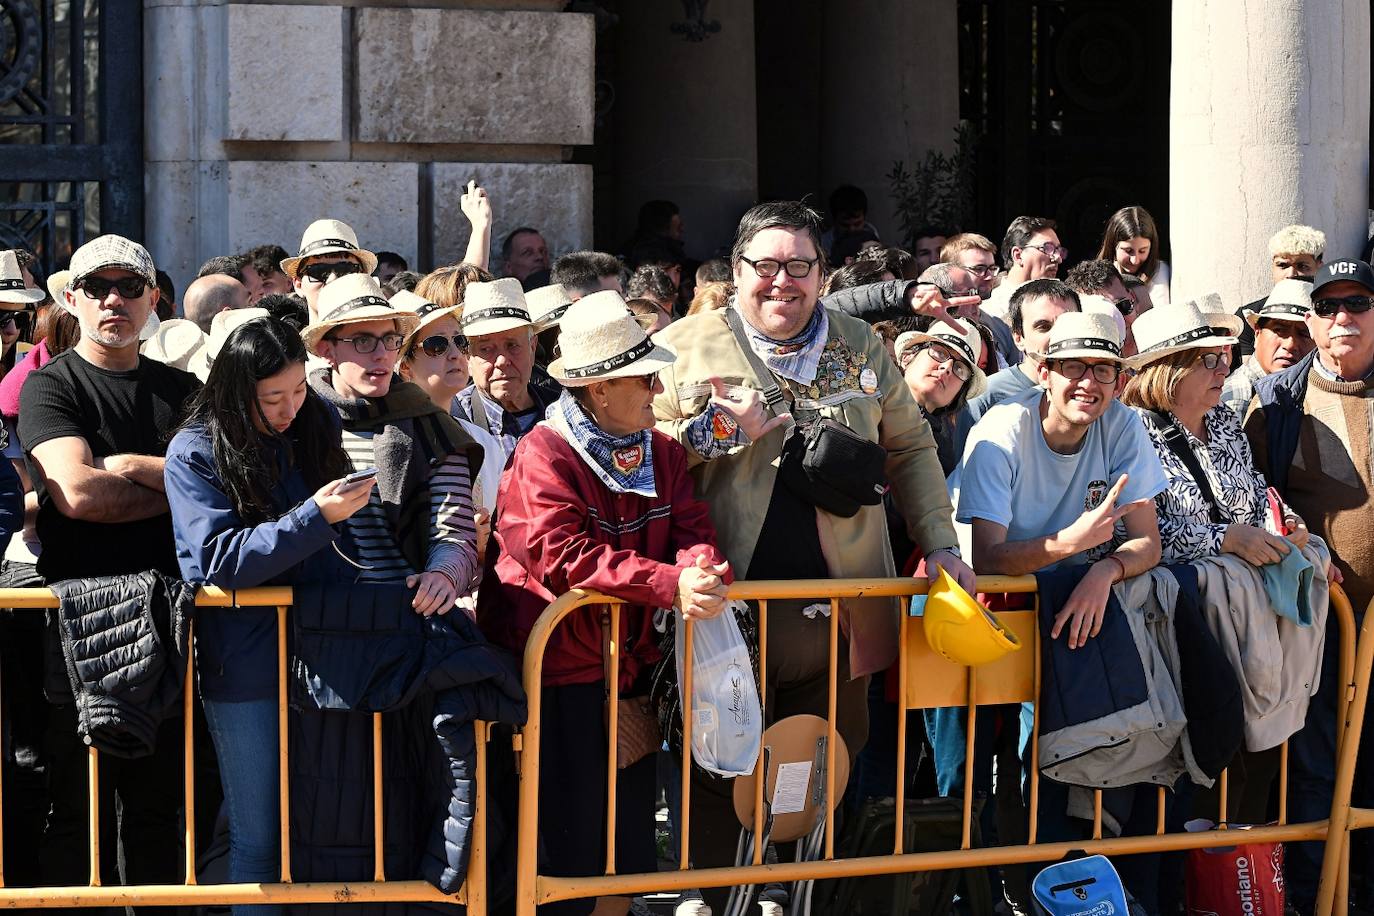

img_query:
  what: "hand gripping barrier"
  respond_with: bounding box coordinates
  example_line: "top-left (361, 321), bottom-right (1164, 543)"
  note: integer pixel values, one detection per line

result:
top-left (515, 577), bottom-right (1359, 916)
top-left (0, 586), bottom-right (486, 911)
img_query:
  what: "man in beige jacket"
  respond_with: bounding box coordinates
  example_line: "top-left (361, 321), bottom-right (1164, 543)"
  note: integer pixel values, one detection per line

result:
top-left (653, 200), bottom-right (973, 893)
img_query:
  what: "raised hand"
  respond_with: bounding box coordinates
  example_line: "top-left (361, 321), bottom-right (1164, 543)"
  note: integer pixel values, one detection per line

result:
top-left (708, 376), bottom-right (790, 441)
top-left (460, 179), bottom-right (491, 229)
top-left (1058, 474), bottom-right (1150, 556)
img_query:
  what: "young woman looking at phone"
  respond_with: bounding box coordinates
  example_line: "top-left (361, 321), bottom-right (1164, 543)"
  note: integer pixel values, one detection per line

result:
top-left (164, 315), bottom-right (371, 914)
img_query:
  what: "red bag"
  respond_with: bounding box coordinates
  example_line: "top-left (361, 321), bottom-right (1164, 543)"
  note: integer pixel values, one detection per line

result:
top-left (1186, 838), bottom-right (1284, 916)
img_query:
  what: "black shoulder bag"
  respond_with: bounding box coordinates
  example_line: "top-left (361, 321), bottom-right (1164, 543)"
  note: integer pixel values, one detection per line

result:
top-left (724, 308), bottom-right (888, 518)
top-left (1144, 410), bottom-right (1225, 524)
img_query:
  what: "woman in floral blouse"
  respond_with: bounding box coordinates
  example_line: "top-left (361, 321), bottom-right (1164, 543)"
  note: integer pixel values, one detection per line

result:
top-left (1123, 301), bottom-right (1311, 565)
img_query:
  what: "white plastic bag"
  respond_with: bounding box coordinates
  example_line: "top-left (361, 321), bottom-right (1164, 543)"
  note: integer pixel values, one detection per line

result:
top-left (675, 599), bottom-right (762, 777)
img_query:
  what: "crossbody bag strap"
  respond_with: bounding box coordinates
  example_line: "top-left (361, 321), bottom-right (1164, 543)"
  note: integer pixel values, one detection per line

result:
top-left (724, 306), bottom-right (788, 412)
top-left (1146, 410), bottom-right (1226, 525)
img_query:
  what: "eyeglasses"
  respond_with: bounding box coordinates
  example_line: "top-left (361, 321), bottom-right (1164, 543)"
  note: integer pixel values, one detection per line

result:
top-left (418, 333), bottom-right (468, 359)
top-left (623, 372), bottom-right (659, 388)
top-left (1114, 297), bottom-right (1135, 316)
top-left (962, 264), bottom-right (998, 278)
top-left (1023, 243), bottom-right (1068, 262)
top-left (740, 256), bottom-right (819, 279)
top-left (1052, 359), bottom-right (1122, 384)
top-left (77, 276), bottom-right (148, 299)
top-left (917, 343), bottom-right (973, 381)
top-left (300, 261), bottom-right (366, 284)
top-left (1195, 351), bottom-right (1231, 370)
top-left (329, 332), bottom-right (405, 353)
top-left (1311, 295), bottom-right (1374, 319)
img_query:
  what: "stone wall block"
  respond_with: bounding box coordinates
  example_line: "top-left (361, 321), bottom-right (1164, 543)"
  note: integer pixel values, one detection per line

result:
top-left (226, 5), bottom-right (346, 142)
top-left (226, 161), bottom-right (419, 260)
top-left (432, 162), bottom-right (592, 267)
top-left (355, 9), bottom-right (593, 145)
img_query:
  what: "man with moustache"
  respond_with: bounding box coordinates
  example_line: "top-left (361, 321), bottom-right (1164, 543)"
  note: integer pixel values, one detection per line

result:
top-left (652, 200), bottom-right (973, 909)
top-left (1221, 278), bottom-right (1315, 415)
top-left (1247, 257), bottom-right (1374, 912)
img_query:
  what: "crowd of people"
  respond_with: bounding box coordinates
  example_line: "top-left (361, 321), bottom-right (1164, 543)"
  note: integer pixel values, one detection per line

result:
top-left (0, 181), bottom-right (1367, 916)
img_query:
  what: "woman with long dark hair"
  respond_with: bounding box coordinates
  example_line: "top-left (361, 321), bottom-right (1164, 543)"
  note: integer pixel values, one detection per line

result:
top-left (164, 315), bottom-right (372, 914)
top-left (1097, 205), bottom-right (1171, 305)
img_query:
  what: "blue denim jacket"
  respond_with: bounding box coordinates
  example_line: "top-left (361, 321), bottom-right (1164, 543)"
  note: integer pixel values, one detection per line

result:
top-left (165, 422), bottom-right (347, 701)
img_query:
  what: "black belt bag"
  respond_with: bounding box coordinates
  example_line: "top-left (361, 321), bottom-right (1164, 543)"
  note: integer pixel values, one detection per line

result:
top-left (779, 417), bottom-right (888, 518)
top-left (725, 307), bottom-right (888, 518)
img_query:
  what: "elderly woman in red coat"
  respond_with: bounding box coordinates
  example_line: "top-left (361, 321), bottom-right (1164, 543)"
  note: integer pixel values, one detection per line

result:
top-left (479, 290), bottom-right (729, 916)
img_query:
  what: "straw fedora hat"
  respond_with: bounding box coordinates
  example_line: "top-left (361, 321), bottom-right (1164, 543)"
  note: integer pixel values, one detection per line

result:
top-left (893, 318), bottom-right (988, 400)
top-left (525, 283), bottom-right (574, 332)
top-left (46, 269), bottom-right (72, 306)
top-left (1131, 300), bottom-right (1241, 368)
top-left (547, 290), bottom-right (677, 386)
top-left (191, 307), bottom-right (271, 380)
top-left (141, 318), bottom-right (207, 374)
top-left (1246, 278), bottom-right (1312, 328)
top-left (460, 277), bottom-right (533, 337)
top-left (1034, 310), bottom-right (1125, 363)
top-left (280, 219), bottom-right (378, 279)
top-left (389, 289), bottom-right (461, 353)
top-left (301, 274), bottom-right (419, 351)
top-left (0, 250), bottom-right (46, 307)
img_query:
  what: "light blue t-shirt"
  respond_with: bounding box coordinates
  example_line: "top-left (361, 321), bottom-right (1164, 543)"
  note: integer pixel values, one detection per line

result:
top-left (952, 388), bottom-right (1167, 568)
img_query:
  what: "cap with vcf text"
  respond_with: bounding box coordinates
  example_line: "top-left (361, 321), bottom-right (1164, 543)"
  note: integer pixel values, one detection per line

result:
top-left (1311, 258), bottom-right (1374, 298)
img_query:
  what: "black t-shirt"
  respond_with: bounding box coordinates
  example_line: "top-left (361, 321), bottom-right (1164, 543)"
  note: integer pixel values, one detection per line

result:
top-left (19, 351), bottom-right (200, 583)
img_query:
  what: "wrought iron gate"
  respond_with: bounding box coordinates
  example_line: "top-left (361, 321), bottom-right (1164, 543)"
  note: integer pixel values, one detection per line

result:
top-left (0, 0), bottom-right (142, 280)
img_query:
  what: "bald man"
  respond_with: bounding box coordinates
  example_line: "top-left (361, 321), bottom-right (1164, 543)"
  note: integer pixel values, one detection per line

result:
top-left (182, 274), bottom-right (249, 333)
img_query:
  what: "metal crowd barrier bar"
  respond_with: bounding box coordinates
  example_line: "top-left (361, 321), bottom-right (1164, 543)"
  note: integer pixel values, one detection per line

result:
top-left (0, 586), bottom-right (485, 911)
top-left (516, 577), bottom-right (1357, 916)
top-left (1316, 592), bottom-right (1374, 916)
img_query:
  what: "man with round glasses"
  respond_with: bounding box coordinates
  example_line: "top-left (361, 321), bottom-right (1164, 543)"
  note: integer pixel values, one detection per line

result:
top-left (955, 309), bottom-right (1165, 651)
top-left (653, 201), bottom-right (975, 906)
top-left (281, 219), bottom-right (378, 321)
top-left (1246, 258), bottom-right (1374, 912)
top-left (983, 215), bottom-right (1066, 322)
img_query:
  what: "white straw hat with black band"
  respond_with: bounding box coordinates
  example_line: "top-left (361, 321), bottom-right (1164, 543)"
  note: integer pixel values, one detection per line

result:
top-left (301, 274), bottom-right (419, 351)
top-left (1129, 299), bottom-right (1241, 368)
top-left (0, 250), bottom-right (44, 307)
top-left (1246, 278), bottom-right (1312, 327)
top-left (893, 318), bottom-right (988, 400)
top-left (526, 283), bottom-right (574, 332)
top-left (280, 219), bottom-right (378, 279)
top-left (1034, 311), bottom-right (1126, 363)
top-left (460, 277), bottom-right (533, 336)
top-left (547, 290), bottom-right (676, 386)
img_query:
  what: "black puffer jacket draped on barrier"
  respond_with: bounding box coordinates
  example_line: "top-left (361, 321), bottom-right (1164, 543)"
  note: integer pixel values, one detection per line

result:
top-left (50, 571), bottom-right (196, 758)
top-left (287, 583), bottom-right (527, 911)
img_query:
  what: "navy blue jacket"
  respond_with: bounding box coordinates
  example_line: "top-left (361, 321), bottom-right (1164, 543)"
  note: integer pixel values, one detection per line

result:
top-left (1249, 348), bottom-right (1316, 497)
top-left (165, 423), bottom-right (347, 701)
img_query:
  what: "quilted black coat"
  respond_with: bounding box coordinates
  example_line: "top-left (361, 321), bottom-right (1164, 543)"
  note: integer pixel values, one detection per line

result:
top-left (287, 583), bottom-right (527, 910)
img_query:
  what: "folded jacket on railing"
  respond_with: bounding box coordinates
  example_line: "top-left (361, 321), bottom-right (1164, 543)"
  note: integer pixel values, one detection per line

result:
top-left (51, 570), bottom-right (196, 758)
top-left (289, 582), bottom-right (528, 896)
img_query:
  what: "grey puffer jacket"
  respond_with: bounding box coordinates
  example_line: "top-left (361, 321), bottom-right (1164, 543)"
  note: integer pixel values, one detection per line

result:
top-left (51, 571), bottom-right (196, 758)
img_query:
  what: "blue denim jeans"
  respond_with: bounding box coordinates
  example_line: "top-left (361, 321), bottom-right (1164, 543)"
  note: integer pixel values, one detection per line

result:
top-left (202, 697), bottom-right (281, 916)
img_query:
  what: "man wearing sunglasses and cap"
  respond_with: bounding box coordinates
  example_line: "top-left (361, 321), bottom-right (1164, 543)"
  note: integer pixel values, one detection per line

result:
top-left (1246, 256), bottom-right (1374, 911)
top-left (281, 218), bottom-right (379, 322)
top-left (19, 234), bottom-right (200, 896)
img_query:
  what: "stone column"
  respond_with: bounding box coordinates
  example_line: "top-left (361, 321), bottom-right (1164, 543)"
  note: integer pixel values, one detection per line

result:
top-left (144, 1), bottom-right (595, 290)
top-left (819, 0), bottom-right (960, 245)
top-left (1170, 0), bottom-right (1370, 306)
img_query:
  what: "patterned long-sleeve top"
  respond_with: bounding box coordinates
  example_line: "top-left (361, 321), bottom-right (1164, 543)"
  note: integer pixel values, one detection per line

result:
top-left (1134, 404), bottom-right (1278, 563)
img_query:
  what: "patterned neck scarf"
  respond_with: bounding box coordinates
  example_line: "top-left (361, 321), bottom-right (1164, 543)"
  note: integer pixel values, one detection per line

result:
top-left (735, 301), bottom-right (830, 385)
top-left (547, 390), bottom-right (656, 498)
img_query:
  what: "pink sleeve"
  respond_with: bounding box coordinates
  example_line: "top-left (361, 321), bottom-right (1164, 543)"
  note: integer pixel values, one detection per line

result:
top-left (0, 341), bottom-right (48, 422)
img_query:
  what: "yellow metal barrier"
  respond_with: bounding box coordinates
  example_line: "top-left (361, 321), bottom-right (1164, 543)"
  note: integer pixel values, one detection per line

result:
top-left (0, 586), bottom-right (484, 911)
top-left (516, 577), bottom-right (1358, 916)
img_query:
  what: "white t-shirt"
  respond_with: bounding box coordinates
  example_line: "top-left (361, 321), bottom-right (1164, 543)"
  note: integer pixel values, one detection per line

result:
top-left (952, 388), bottom-right (1167, 568)
top-left (981, 279), bottom-right (1028, 322)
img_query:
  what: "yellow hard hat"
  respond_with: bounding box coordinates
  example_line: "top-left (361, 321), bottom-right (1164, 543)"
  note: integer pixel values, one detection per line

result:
top-left (923, 564), bottom-right (1021, 666)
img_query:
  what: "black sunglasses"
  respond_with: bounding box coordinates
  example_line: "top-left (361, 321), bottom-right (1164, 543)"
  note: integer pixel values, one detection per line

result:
top-left (1311, 295), bottom-right (1374, 319)
top-left (1114, 297), bottom-right (1135, 316)
top-left (78, 276), bottom-right (148, 299)
top-left (300, 261), bottom-right (365, 284)
top-left (418, 333), bottom-right (468, 359)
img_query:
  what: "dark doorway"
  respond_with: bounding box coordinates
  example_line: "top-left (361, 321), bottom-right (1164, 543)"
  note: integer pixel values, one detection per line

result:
top-left (0, 0), bottom-right (143, 279)
top-left (958, 0), bottom-right (1171, 266)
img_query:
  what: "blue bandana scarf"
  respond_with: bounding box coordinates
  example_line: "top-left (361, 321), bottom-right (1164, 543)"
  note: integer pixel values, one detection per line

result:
top-left (548, 391), bottom-right (657, 497)
top-left (736, 302), bottom-right (830, 385)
